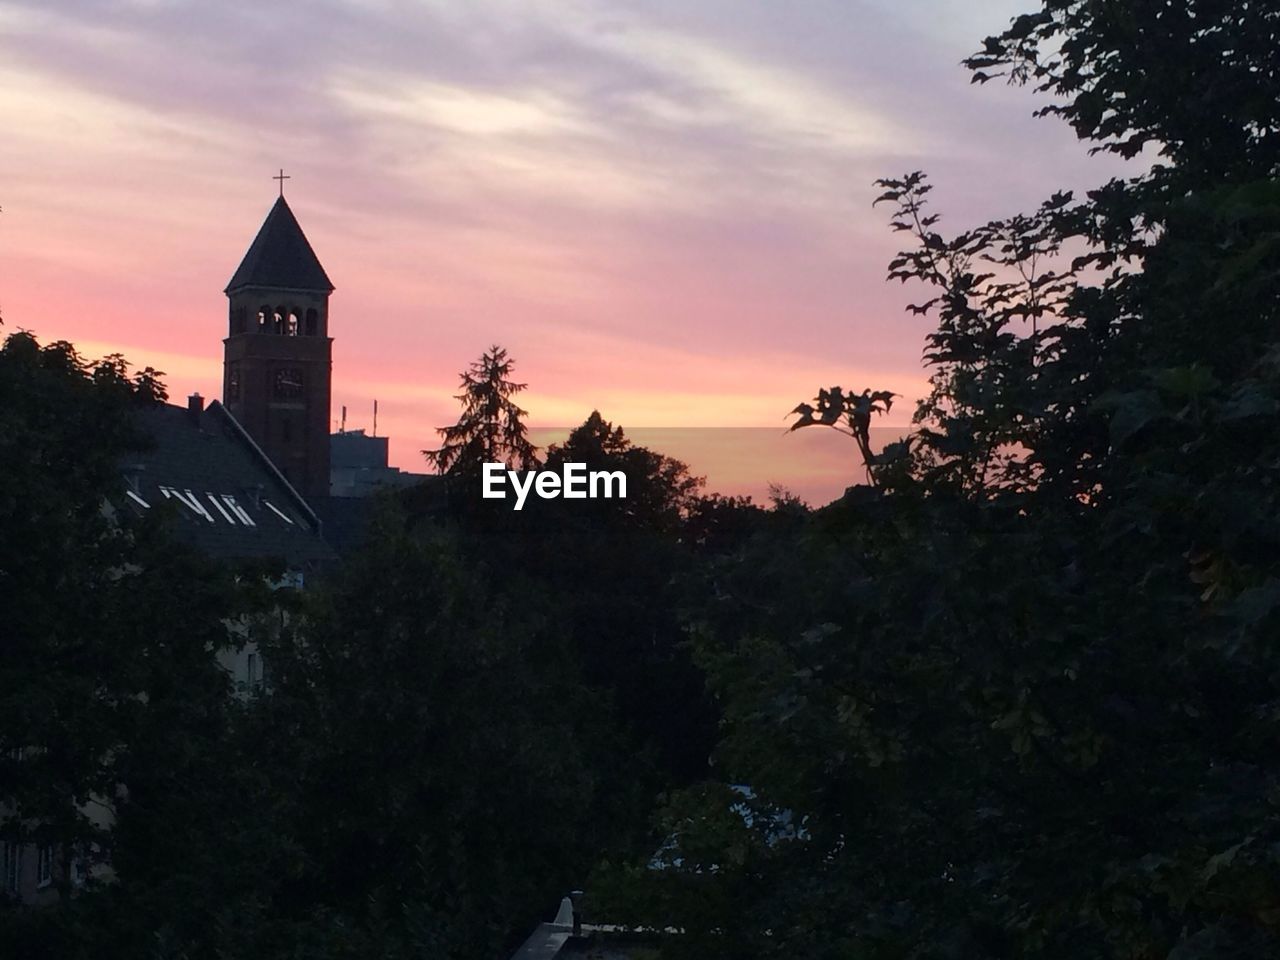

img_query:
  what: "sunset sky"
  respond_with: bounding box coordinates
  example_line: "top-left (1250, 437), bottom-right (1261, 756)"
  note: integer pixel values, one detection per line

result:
top-left (0, 0), bottom-right (1131, 501)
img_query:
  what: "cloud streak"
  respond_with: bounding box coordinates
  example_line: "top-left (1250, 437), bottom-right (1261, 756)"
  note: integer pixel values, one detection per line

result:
top-left (0, 0), bottom-right (1137, 500)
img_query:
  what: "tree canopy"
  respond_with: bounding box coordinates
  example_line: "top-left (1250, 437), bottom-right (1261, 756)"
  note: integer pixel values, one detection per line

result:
top-left (424, 345), bottom-right (539, 476)
top-left (10, 2), bottom-right (1280, 958)
top-left (596, 2), bottom-right (1280, 957)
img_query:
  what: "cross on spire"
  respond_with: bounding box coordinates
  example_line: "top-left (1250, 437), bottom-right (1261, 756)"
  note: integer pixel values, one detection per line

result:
top-left (273, 168), bottom-right (291, 197)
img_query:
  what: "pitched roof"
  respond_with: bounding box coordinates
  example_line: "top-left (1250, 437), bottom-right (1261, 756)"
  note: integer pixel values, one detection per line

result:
top-left (509, 897), bottom-right (666, 959)
top-left (120, 400), bottom-right (336, 568)
top-left (225, 196), bottom-right (335, 294)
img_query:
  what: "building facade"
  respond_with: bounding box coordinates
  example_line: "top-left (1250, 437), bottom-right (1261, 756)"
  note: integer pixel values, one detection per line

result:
top-left (222, 196), bottom-right (335, 499)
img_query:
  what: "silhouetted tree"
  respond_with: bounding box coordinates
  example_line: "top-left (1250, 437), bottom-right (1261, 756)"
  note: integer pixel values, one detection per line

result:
top-left (251, 506), bottom-right (602, 960)
top-left (786, 387), bottom-right (899, 484)
top-left (544, 411), bottom-right (704, 534)
top-left (597, 2), bottom-right (1280, 958)
top-left (424, 345), bottom-right (538, 476)
top-left (0, 332), bottom-right (277, 957)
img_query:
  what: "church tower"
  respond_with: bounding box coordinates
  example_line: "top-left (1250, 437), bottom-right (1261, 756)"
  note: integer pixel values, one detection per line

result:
top-left (223, 194), bottom-right (334, 500)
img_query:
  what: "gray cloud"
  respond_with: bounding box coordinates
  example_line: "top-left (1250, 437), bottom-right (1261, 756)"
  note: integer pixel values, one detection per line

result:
top-left (0, 0), bottom-right (1135, 383)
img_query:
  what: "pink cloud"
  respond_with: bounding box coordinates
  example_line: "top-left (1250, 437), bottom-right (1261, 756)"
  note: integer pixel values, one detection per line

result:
top-left (0, 1), bottom-right (1139, 502)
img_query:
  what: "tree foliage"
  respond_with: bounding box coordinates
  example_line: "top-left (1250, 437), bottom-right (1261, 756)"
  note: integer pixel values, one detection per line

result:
top-left (0, 334), bottom-right (184, 886)
top-left (787, 387), bottom-right (900, 484)
top-left (0, 332), bottom-right (740, 957)
top-left (12, 4), bottom-right (1278, 958)
top-left (238, 508), bottom-right (607, 960)
top-left (543, 411), bottom-right (705, 534)
top-left (0, 332), bottom-right (278, 956)
top-left (598, 2), bottom-right (1280, 957)
top-left (424, 345), bottom-right (539, 476)
top-left (435, 408), bottom-right (724, 793)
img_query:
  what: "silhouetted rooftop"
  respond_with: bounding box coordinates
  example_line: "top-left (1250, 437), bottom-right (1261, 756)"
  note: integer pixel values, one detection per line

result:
top-left (225, 196), bottom-right (334, 294)
top-left (121, 399), bottom-right (336, 568)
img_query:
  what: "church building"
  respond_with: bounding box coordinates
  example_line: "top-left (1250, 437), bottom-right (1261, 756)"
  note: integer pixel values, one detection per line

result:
top-left (222, 194), bottom-right (335, 500)
top-left (5, 188), bottom-right (400, 908)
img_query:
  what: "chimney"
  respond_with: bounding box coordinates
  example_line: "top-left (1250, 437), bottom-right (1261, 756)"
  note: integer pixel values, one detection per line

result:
top-left (188, 393), bottom-right (204, 421)
top-left (569, 889), bottom-right (584, 937)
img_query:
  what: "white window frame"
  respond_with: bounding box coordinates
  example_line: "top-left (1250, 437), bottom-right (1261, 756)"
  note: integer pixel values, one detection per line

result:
top-left (36, 844), bottom-right (54, 888)
top-left (3, 842), bottom-right (21, 896)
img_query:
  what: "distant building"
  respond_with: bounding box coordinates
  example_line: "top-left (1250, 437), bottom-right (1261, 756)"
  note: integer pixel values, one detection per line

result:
top-left (123, 395), bottom-right (335, 572)
top-left (123, 393), bottom-right (335, 698)
top-left (330, 428), bottom-right (424, 498)
top-left (3, 392), bottom-right (337, 908)
top-left (2, 805), bottom-right (72, 909)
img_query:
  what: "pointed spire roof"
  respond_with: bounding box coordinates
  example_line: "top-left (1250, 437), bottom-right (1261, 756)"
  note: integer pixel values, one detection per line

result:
top-left (225, 196), bottom-right (334, 294)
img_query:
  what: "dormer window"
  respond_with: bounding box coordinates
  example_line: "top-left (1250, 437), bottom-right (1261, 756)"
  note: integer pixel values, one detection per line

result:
top-left (3, 842), bottom-right (20, 895)
top-left (36, 846), bottom-right (53, 888)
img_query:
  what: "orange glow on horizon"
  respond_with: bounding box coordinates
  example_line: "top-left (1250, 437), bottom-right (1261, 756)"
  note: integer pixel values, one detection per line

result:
top-left (0, 1), bottom-right (1132, 502)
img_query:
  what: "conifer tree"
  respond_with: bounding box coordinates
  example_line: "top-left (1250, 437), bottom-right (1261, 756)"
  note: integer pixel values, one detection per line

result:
top-left (424, 345), bottom-right (538, 475)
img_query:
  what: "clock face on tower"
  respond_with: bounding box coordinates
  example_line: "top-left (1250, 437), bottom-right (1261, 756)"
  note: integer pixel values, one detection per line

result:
top-left (273, 367), bottom-right (304, 400)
